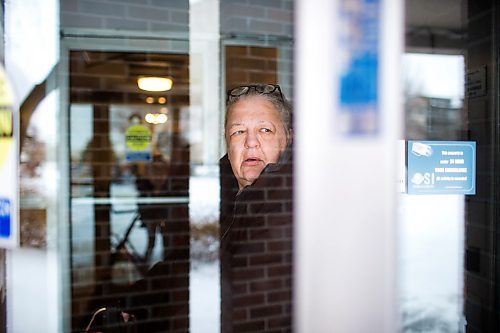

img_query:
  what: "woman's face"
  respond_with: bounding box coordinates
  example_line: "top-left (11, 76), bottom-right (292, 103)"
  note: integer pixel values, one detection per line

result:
top-left (226, 95), bottom-right (287, 190)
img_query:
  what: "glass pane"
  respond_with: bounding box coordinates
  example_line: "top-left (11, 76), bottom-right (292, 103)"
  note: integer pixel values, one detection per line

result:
top-left (63, 1), bottom-right (295, 331)
top-left (402, 0), bottom-right (470, 331)
top-left (220, 40), bottom-right (294, 332)
top-left (69, 50), bottom-right (191, 332)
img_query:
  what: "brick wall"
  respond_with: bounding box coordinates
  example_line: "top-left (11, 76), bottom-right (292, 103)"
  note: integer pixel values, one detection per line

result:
top-left (220, 0), bottom-right (295, 98)
top-left (60, 0), bottom-right (188, 32)
top-left (226, 45), bottom-right (279, 89)
top-left (220, 0), bottom-right (293, 38)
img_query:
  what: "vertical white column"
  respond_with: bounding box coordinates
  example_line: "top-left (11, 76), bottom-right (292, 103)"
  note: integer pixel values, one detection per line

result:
top-left (5, 0), bottom-right (61, 332)
top-left (189, 1), bottom-right (221, 332)
top-left (189, 0), bottom-right (221, 165)
top-left (295, 0), bottom-right (403, 331)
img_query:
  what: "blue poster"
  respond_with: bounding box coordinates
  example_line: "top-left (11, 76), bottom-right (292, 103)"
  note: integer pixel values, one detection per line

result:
top-left (125, 151), bottom-right (152, 162)
top-left (407, 141), bottom-right (476, 195)
top-left (339, 0), bottom-right (380, 135)
top-left (0, 198), bottom-right (11, 238)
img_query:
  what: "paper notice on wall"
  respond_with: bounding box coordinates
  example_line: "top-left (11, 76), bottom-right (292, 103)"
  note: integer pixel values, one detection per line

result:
top-left (407, 141), bottom-right (476, 195)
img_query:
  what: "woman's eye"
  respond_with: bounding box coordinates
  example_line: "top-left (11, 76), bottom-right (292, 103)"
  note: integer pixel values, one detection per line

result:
top-left (231, 130), bottom-right (244, 136)
top-left (260, 128), bottom-right (272, 133)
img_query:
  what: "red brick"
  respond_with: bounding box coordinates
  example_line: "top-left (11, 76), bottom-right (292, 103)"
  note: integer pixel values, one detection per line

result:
top-left (233, 308), bottom-right (248, 321)
top-left (250, 305), bottom-right (283, 319)
top-left (249, 202), bottom-right (282, 214)
top-left (267, 240), bottom-right (291, 252)
top-left (249, 46), bottom-right (277, 58)
top-left (236, 242), bottom-right (265, 254)
top-left (173, 317), bottom-right (189, 329)
top-left (166, 221), bottom-right (189, 233)
top-left (267, 290), bottom-right (290, 303)
top-left (266, 215), bottom-right (292, 227)
top-left (232, 282), bottom-right (248, 295)
top-left (267, 189), bottom-right (291, 200)
top-left (249, 254), bottom-right (284, 265)
top-left (249, 228), bottom-right (283, 240)
top-left (171, 234), bottom-right (189, 246)
top-left (240, 215), bottom-right (266, 227)
top-left (232, 256), bottom-right (248, 268)
top-left (226, 45), bottom-right (251, 57)
top-left (249, 72), bottom-right (278, 84)
top-left (233, 267), bottom-right (265, 280)
top-left (250, 278), bottom-right (283, 292)
top-left (233, 294), bottom-right (265, 307)
top-left (268, 265), bottom-right (292, 277)
top-left (233, 320), bottom-right (265, 332)
top-left (269, 315), bottom-right (292, 329)
top-left (170, 206), bottom-right (189, 219)
top-left (152, 304), bottom-right (188, 318)
top-left (171, 262), bottom-right (189, 274)
top-left (151, 276), bottom-right (189, 289)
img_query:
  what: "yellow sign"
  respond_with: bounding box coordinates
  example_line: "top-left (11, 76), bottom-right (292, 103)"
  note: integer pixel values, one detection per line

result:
top-left (125, 124), bottom-right (152, 151)
top-left (0, 67), bottom-right (14, 168)
top-left (0, 110), bottom-right (13, 167)
top-left (0, 138), bottom-right (12, 168)
top-left (0, 110), bottom-right (13, 137)
top-left (0, 64), bottom-right (17, 248)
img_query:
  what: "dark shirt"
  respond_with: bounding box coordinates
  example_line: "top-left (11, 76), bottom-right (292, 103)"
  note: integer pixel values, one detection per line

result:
top-left (219, 148), bottom-right (294, 332)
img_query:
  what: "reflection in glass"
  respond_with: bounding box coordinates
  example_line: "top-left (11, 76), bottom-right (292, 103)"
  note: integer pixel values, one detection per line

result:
top-left (401, 53), bottom-right (466, 332)
top-left (69, 51), bottom-right (191, 332)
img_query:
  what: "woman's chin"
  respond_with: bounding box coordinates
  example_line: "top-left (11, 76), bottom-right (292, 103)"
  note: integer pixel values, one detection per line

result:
top-left (238, 173), bottom-right (261, 188)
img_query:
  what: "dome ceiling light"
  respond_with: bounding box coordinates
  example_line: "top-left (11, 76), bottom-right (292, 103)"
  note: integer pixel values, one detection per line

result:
top-left (137, 77), bottom-right (173, 92)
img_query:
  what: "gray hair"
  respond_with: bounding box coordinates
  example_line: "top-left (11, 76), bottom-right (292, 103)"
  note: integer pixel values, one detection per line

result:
top-left (224, 83), bottom-right (293, 145)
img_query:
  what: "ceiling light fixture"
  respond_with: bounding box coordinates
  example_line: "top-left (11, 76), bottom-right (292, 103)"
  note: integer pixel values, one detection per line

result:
top-left (145, 113), bottom-right (168, 124)
top-left (137, 77), bottom-right (173, 92)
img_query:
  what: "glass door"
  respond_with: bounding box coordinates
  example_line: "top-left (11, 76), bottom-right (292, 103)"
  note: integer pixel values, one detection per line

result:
top-left (69, 49), bottom-right (192, 332)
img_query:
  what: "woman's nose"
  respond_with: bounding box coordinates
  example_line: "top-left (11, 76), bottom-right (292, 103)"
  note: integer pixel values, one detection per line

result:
top-left (244, 131), bottom-right (260, 149)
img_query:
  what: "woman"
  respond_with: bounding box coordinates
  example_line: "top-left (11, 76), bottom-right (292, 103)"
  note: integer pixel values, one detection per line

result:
top-left (224, 83), bottom-right (292, 191)
top-left (220, 83), bottom-right (294, 332)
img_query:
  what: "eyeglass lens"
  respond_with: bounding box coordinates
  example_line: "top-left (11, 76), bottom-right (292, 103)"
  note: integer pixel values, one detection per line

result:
top-left (230, 86), bottom-right (250, 96)
top-left (229, 84), bottom-right (278, 97)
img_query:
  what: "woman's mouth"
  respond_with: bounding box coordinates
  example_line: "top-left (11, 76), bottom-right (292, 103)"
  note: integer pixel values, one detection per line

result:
top-left (243, 157), bottom-right (262, 166)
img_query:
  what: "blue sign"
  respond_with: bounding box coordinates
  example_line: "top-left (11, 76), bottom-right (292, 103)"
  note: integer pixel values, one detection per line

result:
top-left (0, 198), bottom-right (11, 238)
top-left (407, 141), bottom-right (476, 195)
top-left (338, 0), bottom-right (380, 135)
top-left (125, 151), bottom-right (152, 162)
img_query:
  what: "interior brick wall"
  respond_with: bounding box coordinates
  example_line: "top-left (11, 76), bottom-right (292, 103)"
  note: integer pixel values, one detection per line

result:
top-left (226, 45), bottom-right (278, 89)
